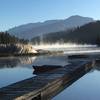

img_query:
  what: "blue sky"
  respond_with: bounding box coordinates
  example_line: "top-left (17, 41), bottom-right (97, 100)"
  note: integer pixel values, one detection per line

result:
top-left (0, 0), bottom-right (100, 31)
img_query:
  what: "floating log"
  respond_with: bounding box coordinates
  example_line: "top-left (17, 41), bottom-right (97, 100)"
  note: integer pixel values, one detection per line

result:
top-left (36, 49), bottom-right (63, 55)
top-left (68, 54), bottom-right (89, 59)
top-left (0, 60), bottom-right (94, 100)
top-left (33, 65), bottom-right (62, 74)
top-left (95, 59), bottom-right (100, 65)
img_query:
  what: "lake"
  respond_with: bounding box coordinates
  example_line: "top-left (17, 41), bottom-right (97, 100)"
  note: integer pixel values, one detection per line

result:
top-left (53, 68), bottom-right (100, 100)
top-left (0, 46), bottom-right (100, 99)
top-left (0, 57), bottom-right (34, 88)
top-left (0, 55), bottom-right (69, 88)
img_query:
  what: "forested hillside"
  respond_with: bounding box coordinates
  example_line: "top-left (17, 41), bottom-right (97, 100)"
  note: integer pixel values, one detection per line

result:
top-left (31, 21), bottom-right (100, 45)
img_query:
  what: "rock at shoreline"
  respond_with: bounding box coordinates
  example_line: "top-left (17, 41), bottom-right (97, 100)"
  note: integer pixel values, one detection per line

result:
top-left (0, 44), bottom-right (37, 56)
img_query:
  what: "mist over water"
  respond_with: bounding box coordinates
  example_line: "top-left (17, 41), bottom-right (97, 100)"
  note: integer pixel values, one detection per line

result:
top-left (0, 43), bottom-right (100, 88)
top-left (33, 43), bottom-right (97, 50)
top-left (33, 43), bottom-right (100, 54)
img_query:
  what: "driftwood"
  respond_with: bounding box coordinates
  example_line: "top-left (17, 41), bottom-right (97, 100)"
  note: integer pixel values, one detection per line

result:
top-left (95, 59), bottom-right (100, 65)
top-left (33, 65), bottom-right (62, 74)
top-left (68, 54), bottom-right (89, 59)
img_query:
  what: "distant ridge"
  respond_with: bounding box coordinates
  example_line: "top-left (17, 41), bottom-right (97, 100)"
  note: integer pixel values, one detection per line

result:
top-left (31, 21), bottom-right (100, 45)
top-left (8, 15), bottom-right (94, 40)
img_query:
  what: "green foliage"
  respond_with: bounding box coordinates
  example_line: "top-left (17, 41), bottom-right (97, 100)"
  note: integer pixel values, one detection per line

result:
top-left (0, 31), bottom-right (28, 44)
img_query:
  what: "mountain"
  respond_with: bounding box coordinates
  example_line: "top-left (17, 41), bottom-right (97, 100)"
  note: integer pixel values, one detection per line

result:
top-left (8, 15), bottom-right (94, 40)
top-left (31, 21), bottom-right (100, 45)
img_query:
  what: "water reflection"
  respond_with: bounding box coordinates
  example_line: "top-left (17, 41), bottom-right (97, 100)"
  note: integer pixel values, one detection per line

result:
top-left (0, 57), bottom-right (37, 88)
top-left (0, 57), bottom-right (36, 69)
top-left (53, 65), bottom-right (100, 100)
top-left (32, 55), bottom-right (69, 66)
top-left (0, 55), bottom-right (69, 88)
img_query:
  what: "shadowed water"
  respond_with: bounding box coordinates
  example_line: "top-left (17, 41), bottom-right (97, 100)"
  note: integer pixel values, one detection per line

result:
top-left (53, 66), bottom-right (100, 100)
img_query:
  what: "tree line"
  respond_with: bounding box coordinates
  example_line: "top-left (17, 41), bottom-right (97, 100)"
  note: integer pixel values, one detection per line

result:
top-left (0, 31), bottom-right (28, 44)
top-left (31, 21), bottom-right (100, 46)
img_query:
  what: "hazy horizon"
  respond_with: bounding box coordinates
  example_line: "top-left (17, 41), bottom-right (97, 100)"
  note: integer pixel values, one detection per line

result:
top-left (0, 0), bottom-right (100, 31)
top-left (1, 15), bottom-right (96, 32)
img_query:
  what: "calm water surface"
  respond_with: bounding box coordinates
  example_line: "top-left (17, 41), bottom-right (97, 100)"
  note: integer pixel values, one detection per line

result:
top-left (0, 55), bottom-right (69, 88)
top-left (0, 46), bottom-right (100, 100)
top-left (0, 57), bottom-right (34, 88)
top-left (53, 69), bottom-right (100, 100)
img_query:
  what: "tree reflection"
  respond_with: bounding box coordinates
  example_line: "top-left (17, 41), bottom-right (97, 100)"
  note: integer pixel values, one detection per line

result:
top-left (0, 57), bottom-right (36, 69)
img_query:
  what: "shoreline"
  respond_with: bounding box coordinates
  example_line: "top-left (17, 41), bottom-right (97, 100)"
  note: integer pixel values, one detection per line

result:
top-left (0, 60), bottom-right (95, 100)
top-left (0, 50), bottom-right (64, 57)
